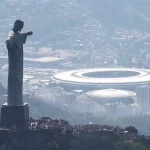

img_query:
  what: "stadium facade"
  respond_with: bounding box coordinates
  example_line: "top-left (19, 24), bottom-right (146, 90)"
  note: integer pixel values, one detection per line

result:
top-left (51, 68), bottom-right (150, 91)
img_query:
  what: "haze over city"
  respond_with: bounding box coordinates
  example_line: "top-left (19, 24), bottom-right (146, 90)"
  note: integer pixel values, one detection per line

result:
top-left (1, 0), bottom-right (150, 136)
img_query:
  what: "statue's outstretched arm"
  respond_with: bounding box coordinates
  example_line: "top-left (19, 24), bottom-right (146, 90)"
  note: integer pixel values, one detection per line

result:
top-left (21, 31), bottom-right (33, 44)
top-left (22, 31), bottom-right (33, 36)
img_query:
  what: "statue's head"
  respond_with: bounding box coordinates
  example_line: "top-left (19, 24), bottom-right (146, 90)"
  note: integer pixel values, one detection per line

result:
top-left (12, 20), bottom-right (24, 32)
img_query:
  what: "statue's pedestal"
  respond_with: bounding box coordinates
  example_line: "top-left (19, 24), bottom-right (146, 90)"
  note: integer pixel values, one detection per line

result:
top-left (1, 103), bottom-right (29, 126)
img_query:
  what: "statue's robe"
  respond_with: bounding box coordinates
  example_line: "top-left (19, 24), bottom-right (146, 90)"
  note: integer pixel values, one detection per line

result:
top-left (6, 31), bottom-right (27, 106)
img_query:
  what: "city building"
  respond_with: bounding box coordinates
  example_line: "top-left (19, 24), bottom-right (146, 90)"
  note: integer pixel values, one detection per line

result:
top-left (136, 85), bottom-right (150, 115)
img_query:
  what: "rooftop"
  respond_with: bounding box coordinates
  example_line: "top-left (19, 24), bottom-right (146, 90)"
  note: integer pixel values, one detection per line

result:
top-left (86, 89), bottom-right (136, 98)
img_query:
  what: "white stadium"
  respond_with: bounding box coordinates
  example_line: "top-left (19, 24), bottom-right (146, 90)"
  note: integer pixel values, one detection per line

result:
top-left (85, 89), bottom-right (136, 105)
top-left (51, 68), bottom-right (150, 90)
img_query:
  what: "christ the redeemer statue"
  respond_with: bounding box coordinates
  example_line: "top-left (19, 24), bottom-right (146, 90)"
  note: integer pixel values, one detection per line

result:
top-left (6, 20), bottom-right (33, 106)
top-left (1, 20), bottom-right (33, 126)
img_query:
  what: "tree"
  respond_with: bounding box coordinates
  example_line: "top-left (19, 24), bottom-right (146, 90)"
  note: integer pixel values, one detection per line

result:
top-left (125, 126), bottom-right (138, 134)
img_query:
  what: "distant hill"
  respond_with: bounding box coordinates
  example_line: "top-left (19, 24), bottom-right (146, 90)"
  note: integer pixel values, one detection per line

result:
top-left (85, 0), bottom-right (150, 31)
